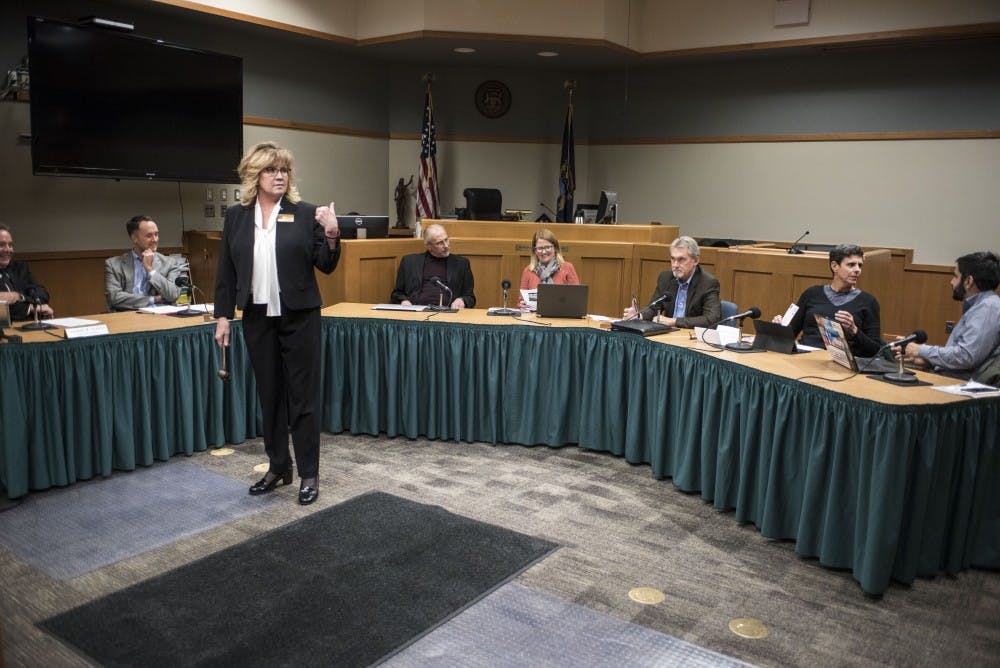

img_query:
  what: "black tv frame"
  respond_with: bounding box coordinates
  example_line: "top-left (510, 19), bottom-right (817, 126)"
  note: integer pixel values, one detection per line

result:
top-left (27, 16), bottom-right (243, 183)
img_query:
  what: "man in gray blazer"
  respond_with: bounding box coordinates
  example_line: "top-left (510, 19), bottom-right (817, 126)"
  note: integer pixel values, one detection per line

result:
top-left (104, 215), bottom-right (184, 311)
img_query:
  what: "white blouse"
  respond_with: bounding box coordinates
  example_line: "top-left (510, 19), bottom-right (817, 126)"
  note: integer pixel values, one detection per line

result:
top-left (251, 199), bottom-right (282, 316)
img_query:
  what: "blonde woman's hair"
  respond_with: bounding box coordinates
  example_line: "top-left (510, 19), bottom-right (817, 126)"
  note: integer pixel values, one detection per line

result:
top-left (528, 228), bottom-right (566, 271)
top-left (238, 141), bottom-right (301, 206)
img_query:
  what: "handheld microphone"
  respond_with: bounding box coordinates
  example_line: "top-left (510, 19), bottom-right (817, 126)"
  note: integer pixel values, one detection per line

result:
top-left (719, 307), bottom-right (762, 323)
top-left (788, 230), bottom-right (810, 255)
top-left (889, 329), bottom-right (928, 348)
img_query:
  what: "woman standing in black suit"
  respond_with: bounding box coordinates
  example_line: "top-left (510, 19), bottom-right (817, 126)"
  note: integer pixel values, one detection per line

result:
top-left (214, 141), bottom-right (341, 505)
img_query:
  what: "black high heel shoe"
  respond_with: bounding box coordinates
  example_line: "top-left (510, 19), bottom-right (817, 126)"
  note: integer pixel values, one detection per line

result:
top-left (249, 466), bottom-right (293, 495)
top-left (298, 478), bottom-right (319, 505)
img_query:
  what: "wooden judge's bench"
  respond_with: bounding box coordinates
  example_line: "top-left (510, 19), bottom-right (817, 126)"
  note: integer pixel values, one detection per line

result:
top-left (185, 221), bottom-right (890, 329)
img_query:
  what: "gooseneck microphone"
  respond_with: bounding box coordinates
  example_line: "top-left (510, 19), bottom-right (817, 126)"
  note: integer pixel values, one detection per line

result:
top-left (171, 274), bottom-right (204, 317)
top-left (883, 329), bottom-right (928, 385)
top-left (19, 287), bottom-right (55, 331)
top-left (890, 329), bottom-right (928, 349)
top-left (489, 278), bottom-right (521, 316)
top-left (429, 277), bottom-right (457, 312)
top-left (640, 292), bottom-right (673, 319)
top-left (788, 230), bottom-right (810, 255)
top-left (723, 306), bottom-right (762, 353)
top-left (719, 307), bottom-right (763, 324)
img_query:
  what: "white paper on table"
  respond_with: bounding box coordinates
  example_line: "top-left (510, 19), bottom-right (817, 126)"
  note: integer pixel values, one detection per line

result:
top-left (716, 324), bottom-right (741, 346)
top-left (42, 317), bottom-right (101, 328)
top-left (780, 303), bottom-right (799, 327)
top-left (138, 305), bottom-right (186, 314)
top-left (520, 289), bottom-right (537, 312)
top-left (931, 381), bottom-right (1000, 398)
top-left (695, 324), bottom-right (742, 347)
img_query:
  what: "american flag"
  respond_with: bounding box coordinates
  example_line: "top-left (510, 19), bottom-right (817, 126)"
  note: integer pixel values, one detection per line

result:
top-left (416, 88), bottom-right (440, 220)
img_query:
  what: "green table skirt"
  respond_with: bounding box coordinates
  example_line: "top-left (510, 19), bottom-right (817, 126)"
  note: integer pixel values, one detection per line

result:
top-left (2, 316), bottom-right (998, 594)
top-left (319, 318), bottom-right (1000, 594)
top-left (1, 323), bottom-right (261, 498)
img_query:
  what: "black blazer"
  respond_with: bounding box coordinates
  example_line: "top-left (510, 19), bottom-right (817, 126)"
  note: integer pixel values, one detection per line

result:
top-left (0, 260), bottom-right (50, 321)
top-left (391, 252), bottom-right (476, 308)
top-left (214, 199), bottom-right (340, 319)
top-left (640, 265), bottom-right (721, 328)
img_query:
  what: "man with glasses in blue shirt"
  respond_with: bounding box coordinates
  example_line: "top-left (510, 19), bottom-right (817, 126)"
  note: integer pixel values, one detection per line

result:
top-left (622, 235), bottom-right (721, 328)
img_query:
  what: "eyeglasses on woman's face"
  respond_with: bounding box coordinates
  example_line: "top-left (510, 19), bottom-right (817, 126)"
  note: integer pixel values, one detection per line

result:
top-left (534, 244), bottom-right (555, 254)
top-left (261, 166), bottom-right (290, 176)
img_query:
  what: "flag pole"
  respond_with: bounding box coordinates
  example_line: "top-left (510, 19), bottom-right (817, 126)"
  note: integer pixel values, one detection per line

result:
top-left (556, 80), bottom-right (577, 223)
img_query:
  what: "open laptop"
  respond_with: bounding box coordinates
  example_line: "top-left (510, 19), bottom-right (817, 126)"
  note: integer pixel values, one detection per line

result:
top-left (536, 284), bottom-right (588, 318)
top-left (814, 314), bottom-right (897, 373)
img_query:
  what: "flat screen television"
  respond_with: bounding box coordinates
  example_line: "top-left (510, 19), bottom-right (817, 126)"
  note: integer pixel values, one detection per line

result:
top-left (336, 215), bottom-right (390, 239)
top-left (595, 190), bottom-right (618, 224)
top-left (27, 17), bottom-right (243, 183)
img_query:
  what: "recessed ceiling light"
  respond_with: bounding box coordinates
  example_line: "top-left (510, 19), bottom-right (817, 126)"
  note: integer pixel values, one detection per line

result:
top-left (454, 47), bottom-right (476, 53)
top-left (537, 51), bottom-right (559, 57)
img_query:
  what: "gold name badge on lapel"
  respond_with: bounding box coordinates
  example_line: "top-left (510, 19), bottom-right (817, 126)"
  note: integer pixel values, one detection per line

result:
top-left (277, 213), bottom-right (294, 223)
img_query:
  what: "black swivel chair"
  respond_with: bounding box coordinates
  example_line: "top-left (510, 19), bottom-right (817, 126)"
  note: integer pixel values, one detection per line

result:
top-left (462, 188), bottom-right (502, 220)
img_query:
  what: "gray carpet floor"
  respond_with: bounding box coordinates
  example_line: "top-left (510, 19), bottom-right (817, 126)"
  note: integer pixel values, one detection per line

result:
top-left (0, 460), bottom-right (276, 579)
top-left (2, 433), bottom-right (999, 667)
top-left (383, 581), bottom-right (754, 667)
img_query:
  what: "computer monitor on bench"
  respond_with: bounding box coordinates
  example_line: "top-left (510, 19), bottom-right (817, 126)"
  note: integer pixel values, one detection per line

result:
top-left (336, 215), bottom-right (389, 239)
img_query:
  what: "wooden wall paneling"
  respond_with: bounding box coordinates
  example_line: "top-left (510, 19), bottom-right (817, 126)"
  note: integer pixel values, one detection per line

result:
top-left (29, 256), bottom-right (107, 317)
top-left (184, 231), bottom-right (221, 303)
top-left (315, 238), bottom-right (422, 306)
top-left (436, 220), bottom-right (679, 246)
top-left (630, 243), bottom-right (672, 304)
top-left (894, 266), bottom-right (963, 345)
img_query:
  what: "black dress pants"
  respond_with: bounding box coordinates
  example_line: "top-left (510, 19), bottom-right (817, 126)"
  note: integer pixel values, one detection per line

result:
top-left (242, 304), bottom-right (322, 479)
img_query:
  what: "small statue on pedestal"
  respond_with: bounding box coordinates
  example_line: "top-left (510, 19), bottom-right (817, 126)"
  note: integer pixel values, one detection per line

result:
top-left (394, 175), bottom-right (415, 228)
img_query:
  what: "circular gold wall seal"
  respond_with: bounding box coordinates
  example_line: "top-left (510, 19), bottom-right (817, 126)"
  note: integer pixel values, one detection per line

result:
top-left (475, 80), bottom-right (511, 118)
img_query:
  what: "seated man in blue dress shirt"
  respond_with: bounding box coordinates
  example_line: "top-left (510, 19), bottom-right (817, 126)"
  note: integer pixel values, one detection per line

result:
top-left (622, 235), bottom-right (722, 328)
top-left (104, 215), bottom-right (184, 311)
top-left (900, 250), bottom-right (1000, 379)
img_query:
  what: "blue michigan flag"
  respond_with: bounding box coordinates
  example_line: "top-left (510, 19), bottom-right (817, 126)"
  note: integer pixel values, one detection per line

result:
top-left (556, 102), bottom-right (575, 222)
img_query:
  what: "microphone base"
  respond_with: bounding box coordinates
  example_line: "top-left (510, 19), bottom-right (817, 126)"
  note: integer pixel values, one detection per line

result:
top-left (427, 306), bottom-right (458, 313)
top-left (18, 321), bottom-right (55, 331)
top-left (787, 248), bottom-right (804, 255)
top-left (883, 371), bottom-right (919, 385)
top-left (168, 308), bottom-right (206, 318)
top-left (487, 308), bottom-right (521, 317)
top-left (725, 341), bottom-right (755, 352)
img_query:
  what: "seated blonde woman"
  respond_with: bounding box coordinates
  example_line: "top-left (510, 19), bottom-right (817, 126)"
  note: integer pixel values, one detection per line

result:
top-left (519, 228), bottom-right (580, 308)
